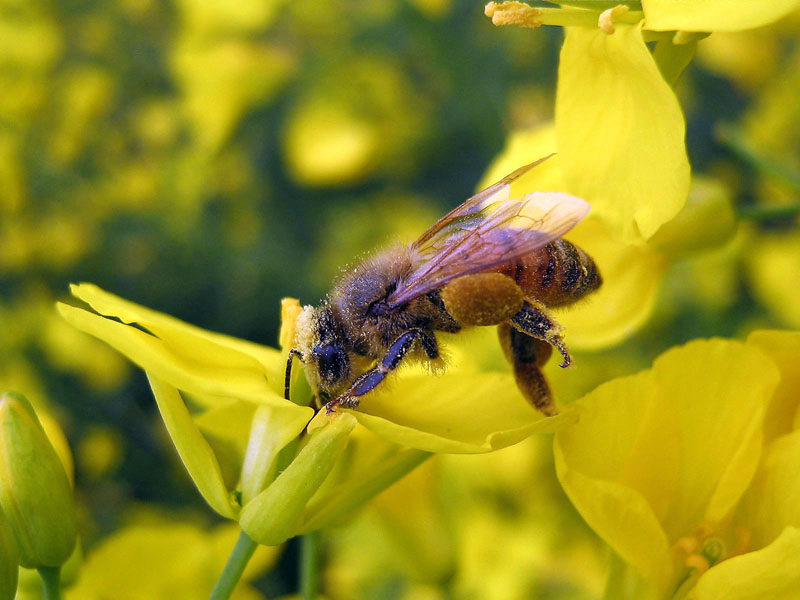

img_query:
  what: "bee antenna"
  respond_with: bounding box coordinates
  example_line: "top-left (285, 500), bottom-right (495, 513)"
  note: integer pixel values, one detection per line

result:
top-left (284, 349), bottom-right (305, 402)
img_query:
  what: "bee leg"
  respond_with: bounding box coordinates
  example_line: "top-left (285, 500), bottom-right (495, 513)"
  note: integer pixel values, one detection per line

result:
top-left (284, 349), bottom-right (305, 402)
top-left (498, 323), bottom-right (557, 416)
top-left (325, 328), bottom-right (438, 413)
top-left (509, 301), bottom-right (571, 368)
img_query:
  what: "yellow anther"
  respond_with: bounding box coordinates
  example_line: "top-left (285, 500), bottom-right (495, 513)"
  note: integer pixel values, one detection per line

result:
top-left (485, 1), bottom-right (543, 28)
top-left (684, 553), bottom-right (710, 573)
top-left (673, 536), bottom-right (699, 555)
top-left (694, 522), bottom-right (714, 541)
top-left (730, 526), bottom-right (752, 558)
top-left (598, 5), bottom-right (629, 34)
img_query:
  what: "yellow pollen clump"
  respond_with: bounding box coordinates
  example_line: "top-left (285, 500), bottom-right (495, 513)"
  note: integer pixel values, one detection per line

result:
top-left (484, 2), bottom-right (543, 28)
top-left (441, 273), bottom-right (524, 326)
top-left (684, 553), bottom-right (710, 573)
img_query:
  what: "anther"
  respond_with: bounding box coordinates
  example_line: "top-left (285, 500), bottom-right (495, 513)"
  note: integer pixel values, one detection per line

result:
top-left (598, 5), bottom-right (629, 34)
top-left (684, 553), bottom-right (710, 573)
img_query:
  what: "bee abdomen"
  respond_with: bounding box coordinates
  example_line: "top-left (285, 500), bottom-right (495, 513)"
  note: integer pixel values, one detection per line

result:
top-left (498, 239), bottom-right (601, 307)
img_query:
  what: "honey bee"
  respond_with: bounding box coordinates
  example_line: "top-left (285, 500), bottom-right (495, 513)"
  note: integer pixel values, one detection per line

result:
top-left (286, 156), bottom-right (601, 416)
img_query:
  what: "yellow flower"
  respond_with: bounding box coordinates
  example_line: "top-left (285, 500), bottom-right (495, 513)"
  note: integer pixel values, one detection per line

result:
top-left (59, 283), bottom-right (568, 546)
top-left (487, 1), bottom-right (799, 246)
top-left (684, 330), bottom-right (800, 598)
top-left (553, 334), bottom-right (800, 597)
top-left (486, 3), bottom-right (691, 245)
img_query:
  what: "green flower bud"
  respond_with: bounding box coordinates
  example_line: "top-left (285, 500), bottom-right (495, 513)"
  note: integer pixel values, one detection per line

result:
top-left (239, 413), bottom-right (356, 546)
top-left (0, 392), bottom-right (78, 568)
top-left (0, 508), bottom-right (18, 600)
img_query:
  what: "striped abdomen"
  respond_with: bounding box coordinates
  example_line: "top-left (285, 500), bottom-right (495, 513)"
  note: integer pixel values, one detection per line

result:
top-left (493, 239), bottom-right (601, 307)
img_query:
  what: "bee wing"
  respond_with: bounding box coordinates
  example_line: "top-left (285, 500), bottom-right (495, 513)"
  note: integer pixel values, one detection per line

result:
top-left (386, 190), bottom-right (590, 308)
top-left (412, 154), bottom-right (555, 248)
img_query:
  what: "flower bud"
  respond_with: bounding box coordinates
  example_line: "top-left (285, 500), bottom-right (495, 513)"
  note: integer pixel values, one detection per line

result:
top-left (0, 509), bottom-right (18, 600)
top-left (239, 413), bottom-right (356, 545)
top-left (0, 392), bottom-right (78, 568)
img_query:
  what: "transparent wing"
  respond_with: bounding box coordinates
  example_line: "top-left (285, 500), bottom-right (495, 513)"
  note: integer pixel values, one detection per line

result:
top-left (412, 154), bottom-right (554, 248)
top-left (386, 172), bottom-right (589, 308)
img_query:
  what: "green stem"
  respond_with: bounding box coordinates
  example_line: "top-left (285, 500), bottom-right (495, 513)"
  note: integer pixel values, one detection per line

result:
top-left (537, 6), bottom-right (644, 27)
top-left (38, 566), bottom-right (62, 600)
top-left (717, 126), bottom-right (800, 193)
top-left (537, 0), bottom-right (643, 9)
top-left (210, 531), bottom-right (259, 600)
top-left (300, 531), bottom-right (321, 600)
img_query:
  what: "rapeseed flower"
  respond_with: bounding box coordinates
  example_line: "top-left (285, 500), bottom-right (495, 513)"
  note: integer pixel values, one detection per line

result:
top-left (554, 333), bottom-right (800, 598)
top-left (486, 0), bottom-right (800, 246)
top-left (59, 283), bottom-right (569, 550)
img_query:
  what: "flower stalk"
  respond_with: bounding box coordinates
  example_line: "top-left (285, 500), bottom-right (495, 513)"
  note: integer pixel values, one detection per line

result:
top-left (300, 531), bottom-right (321, 600)
top-left (38, 567), bottom-right (62, 600)
top-left (209, 532), bottom-right (259, 600)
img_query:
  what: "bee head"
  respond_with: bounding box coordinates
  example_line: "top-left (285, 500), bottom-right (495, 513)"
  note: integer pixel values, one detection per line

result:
top-left (311, 340), bottom-right (349, 389)
top-left (295, 304), bottom-right (352, 397)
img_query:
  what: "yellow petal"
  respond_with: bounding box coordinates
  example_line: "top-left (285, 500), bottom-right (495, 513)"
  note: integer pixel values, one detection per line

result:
top-left (643, 0), bottom-right (800, 32)
top-left (649, 340), bottom-right (777, 538)
top-left (69, 283), bottom-right (284, 378)
top-left (738, 430), bottom-right (800, 550)
top-left (555, 339), bottom-right (779, 590)
top-left (555, 444), bottom-right (673, 592)
top-left (554, 370), bottom-right (677, 591)
top-left (478, 124), bottom-right (667, 349)
top-left (309, 372), bottom-right (579, 454)
top-left (477, 124), bottom-right (564, 196)
top-left (147, 375), bottom-right (236, 518)
top-left (555, 23), bottom-right (690, 244)
top-left (57, 302), bottom-right (284, 406)
top-left (747, 330), bottom-right (800, 443)
top-left (689, 527), bottom-right (800, 600)
top-left (558, 218), bottom-right (666, 349)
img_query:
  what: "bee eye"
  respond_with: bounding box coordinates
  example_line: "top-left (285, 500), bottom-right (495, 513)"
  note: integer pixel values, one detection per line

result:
top-left (313, 343), bottom-right (347, 383)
